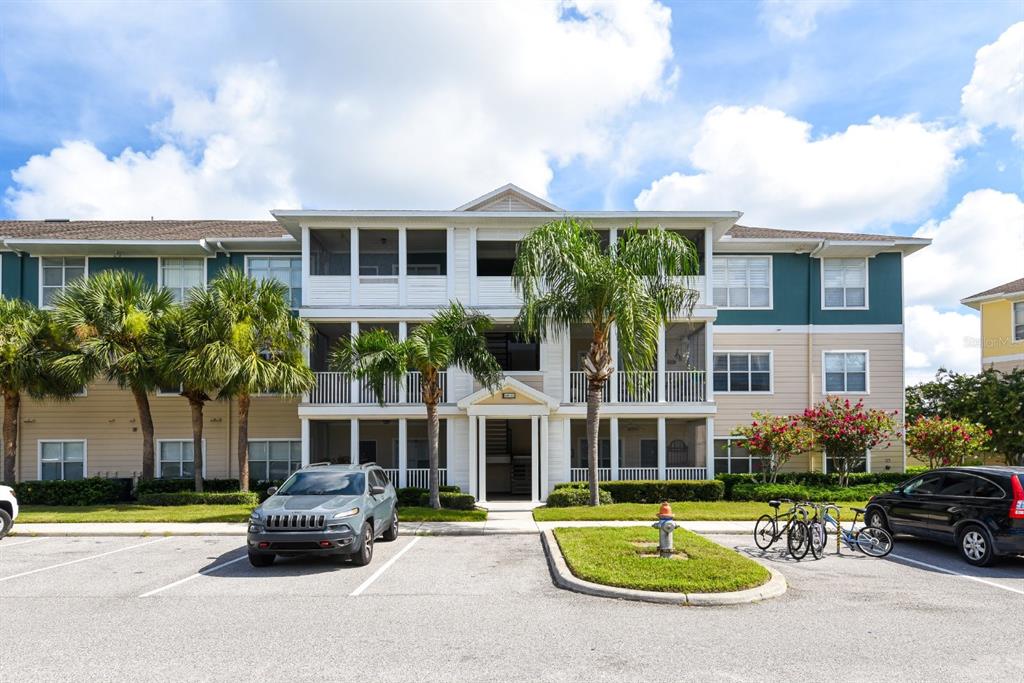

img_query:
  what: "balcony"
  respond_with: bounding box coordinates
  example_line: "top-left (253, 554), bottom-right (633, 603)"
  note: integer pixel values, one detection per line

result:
top-left (308, 371), bottom-right (448, 405)
top-left (568, 370), bottom-right (705, 404)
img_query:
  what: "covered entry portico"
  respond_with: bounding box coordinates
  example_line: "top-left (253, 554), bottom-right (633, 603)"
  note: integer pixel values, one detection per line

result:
top-left (458, 378), bottom-right (558, 503)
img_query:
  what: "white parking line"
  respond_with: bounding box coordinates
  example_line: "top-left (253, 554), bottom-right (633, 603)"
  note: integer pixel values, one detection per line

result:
top-left (0, 538), bottom-right (167, 583)
top-left (350, 537), bottom-right (421, 597)
top-left (889, 553), bottom-right (1024, 596)
top-left (139, 554), bottom-right (249, 598)
top-left (1, 537), bottom-right (49, 549)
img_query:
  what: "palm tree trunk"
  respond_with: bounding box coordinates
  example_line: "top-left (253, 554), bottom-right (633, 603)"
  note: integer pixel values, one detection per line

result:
top-left (132, 387), bottom-right (156, 479)
top-left (2, 390), bottom-right (20, 483)
top-left (426, 399), bottom-right (441, 510)
top-left (586, 381), bottom-right (603, 506)
top-left (188, 397), bottom-right (205, 493)
top-left (237, 393), bottom-right (251, 492)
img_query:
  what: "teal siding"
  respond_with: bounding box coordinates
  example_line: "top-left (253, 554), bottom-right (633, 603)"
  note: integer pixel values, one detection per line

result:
top-left (88, 257), bottom-right (158, 286)
top-left (207, 253), bottom-right (247, 282)
top-left (715, 251), bottom-right (903, 326)
top-left (19, 256), bottom-right (39, 306)
top-left (2, 253), bottom-right (25, 301)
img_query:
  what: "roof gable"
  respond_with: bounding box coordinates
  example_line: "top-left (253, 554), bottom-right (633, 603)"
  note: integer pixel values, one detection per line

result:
top-left (454, 183), bottom-right (562, 212)
top-left (456, 376), bottom-right (559, 411)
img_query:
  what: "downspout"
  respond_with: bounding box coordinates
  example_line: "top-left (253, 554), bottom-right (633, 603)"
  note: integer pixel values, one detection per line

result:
top-left (809, 240), bottom-right (826, 472)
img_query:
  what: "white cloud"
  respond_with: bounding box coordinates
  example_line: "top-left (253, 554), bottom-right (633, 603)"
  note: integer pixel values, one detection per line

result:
top-left (904, 305), bottom-right (981, 385)
top-left (3, 1), bottom-right (675, 218)
top-left (905, 189), bottom-right (1024, 309)
top-left (634, 105), bottom-right (974, 230)
top-left (758, 0), bottom-right (850, 40)
top-left (961, 22), bottom-right (1024, 141)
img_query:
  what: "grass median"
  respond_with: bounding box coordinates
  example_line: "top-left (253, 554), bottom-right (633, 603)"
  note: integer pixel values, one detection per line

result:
top-left (553, 526), bottom-right (770, 593)
top-left (535, 500), bottom-right (871, 522)
top-left (19, 504), bottom-right (487, 524)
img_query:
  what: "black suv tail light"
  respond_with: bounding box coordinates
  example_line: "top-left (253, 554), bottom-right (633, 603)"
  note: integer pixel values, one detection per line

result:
top-left (1010, 475), bottom-right (1024, 520)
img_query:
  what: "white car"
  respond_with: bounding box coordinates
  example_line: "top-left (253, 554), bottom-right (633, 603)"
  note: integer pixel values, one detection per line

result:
top-left (0, 484), bottom-right (19, 539)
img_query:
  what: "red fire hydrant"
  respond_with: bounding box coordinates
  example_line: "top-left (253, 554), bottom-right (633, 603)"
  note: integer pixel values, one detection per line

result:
top-left (652, 502), bottom-right (677, 558)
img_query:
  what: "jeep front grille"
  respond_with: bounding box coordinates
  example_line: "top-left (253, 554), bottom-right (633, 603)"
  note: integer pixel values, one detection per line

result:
top-left (265, 514), bottom-right (326, 531)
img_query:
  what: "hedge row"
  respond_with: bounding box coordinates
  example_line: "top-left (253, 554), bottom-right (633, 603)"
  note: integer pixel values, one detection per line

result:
top-left (137, 491), bottom-right (261, 506)
top-left (546, 487), bottom-right (613, 507)
top-left (396, 485), bottom-right (461, 507)
top-left (13, 478), bottom-right (133, 506)
top-left (553, 479), bottom-right (724, 503)
top-left (135, 478), bottom-right (269, 495)
top-left (730, 482), bottom-right (894, 503)
top-left (716, 472), bottom-right (911, 500)
top-left (416, 491), bottom-right (476, 510)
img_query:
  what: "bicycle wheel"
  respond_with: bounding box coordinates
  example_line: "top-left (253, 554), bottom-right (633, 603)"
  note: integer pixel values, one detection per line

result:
top-left (808, 521), bottom-right (826, 559)
top-left (787, 520), bottom-right (809, 560)
top-left (754, 514), bottom-right (777, 550)
top-left (855, 527), bottom-right (894, 557)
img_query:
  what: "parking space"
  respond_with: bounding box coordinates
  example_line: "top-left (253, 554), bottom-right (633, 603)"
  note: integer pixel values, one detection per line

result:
top-left (0, 532), bottom-right (1020, 681)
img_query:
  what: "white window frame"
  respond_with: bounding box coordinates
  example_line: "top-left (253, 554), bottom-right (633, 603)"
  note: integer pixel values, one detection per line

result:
top-left (39, 256), bottom-right (89, 309)
top-left (822, 350), bottom-right (870, 395)
top-left (248, 438), bottom-right (303, 481)
top-left (244, 254), bottom-right (302, 309)
top-left (37, 439), bottom-right (87, 480)
top-left (823, 448), bottom-right (871, 474)
top-left (820, 257), bottom-right (869, 310)
top-left (713, 438), bottom-right (761, 475)
top-left (1013, 299), bottom-right (1024, 343)
top-left (711, 255), bottom-right (773, 310)
top-left (712, 350), bottom-right (774, 394)
top-left (155, 439), bottom-right (207, 479)
top-left (158, 256), bottom-right (207, 304)
top-left (156, 384), bottom-right (183, 397)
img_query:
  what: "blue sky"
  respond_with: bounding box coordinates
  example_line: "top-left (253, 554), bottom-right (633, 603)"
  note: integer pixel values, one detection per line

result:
top-left (0, 0), bottom-right (1022, 382)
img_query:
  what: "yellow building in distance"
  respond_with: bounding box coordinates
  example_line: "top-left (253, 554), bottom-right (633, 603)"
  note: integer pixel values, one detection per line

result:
top-left (962, 277), bottom-right (1024, 373)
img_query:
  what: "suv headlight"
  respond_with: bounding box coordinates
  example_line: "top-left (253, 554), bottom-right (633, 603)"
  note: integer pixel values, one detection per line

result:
top-left (249, 511), bottom-right (263, 523)
top-left (333, 507), bottom-right (360, 519)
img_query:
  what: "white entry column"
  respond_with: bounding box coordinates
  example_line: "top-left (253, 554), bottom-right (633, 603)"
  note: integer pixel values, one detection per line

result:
top-left (657, 417), bottom-right (667, 480)
top-left (349, 321), bottom-right (360, 402)
top-left (609, 417), bottom-right (620, 481)
top-left (539, 415), bottom-right (549, 500)
top-left (531, 416), bottom-right (540, 502)
top-left (477, 416), bottom-right (487, 502)
top-left (468, 415), bottom-right (478, 499)
top-left (706, 417), bottom-right (715, 479)
top-left (300, 418), bottom-right (310, 466)
top-left (350, 417), bottom-right (360, 465)
top-left (398, 418), bottom-right (408, 487)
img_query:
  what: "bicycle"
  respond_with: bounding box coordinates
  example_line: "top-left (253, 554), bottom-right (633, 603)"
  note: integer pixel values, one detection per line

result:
top-left (806, 504), bottom-right (894, 558)
top-left (753, 499), bottom-right (810, 554)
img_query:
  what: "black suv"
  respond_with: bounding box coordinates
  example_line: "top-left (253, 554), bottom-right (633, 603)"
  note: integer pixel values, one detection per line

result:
top-left (865, 466), bottom-right (1024, 566)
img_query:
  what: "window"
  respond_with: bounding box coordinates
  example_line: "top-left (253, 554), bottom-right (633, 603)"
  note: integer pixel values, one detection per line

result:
top-left (160, 257), bottom-right (205, 303)
top-left (576, 439), bottom-right (621, 469)
top-left (903, 473), bottom-right (944, 495)
top-left (310, 230), bottom-right (351, 275)
top-left (938, 472), bottom-right (976, 497)
top-left (825, 450), bottom-right (868, 474)
top-left (249, 440), bottom-right (302, 481)
top-left (359, 229), bottom-right (399, 276)
top-left (157, 440), bottom-right (204, 479)
top-left (39, 440), bottom-right (85, 480)
top-left (973, 477), bottom-right (1005, 499)
top-left (713, 352), bottom-right (771, 392)
top-left (713, 439), bottom-right (762, 475)
top-left (41, 257), bottom-right (86, 307)
top-left (407, 230), bottom-right (447, 275)
top-left (1014, 301), bottom-right (1024, 342)
top-left (477, 241), bottom-right (518, 277)
top-left (248, 256), bottom-right (302, 308)
top-left (712, 256), bottom-right (771, 308)
top-left (639, 440), bottom-right (658, 468)
top-left (822, 258), bottom-right (867, 309)
top-left (823, 351), bottom-right (868, 393)
top-left (486, 330), bottom-right (540, 371)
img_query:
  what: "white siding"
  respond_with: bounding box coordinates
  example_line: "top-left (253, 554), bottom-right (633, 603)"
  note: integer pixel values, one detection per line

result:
top-left (447, 416), bottom-right (470, 492)
top-left (307, 276), bottom-right (351, 306)
top-left (407, 276), bottom-right (448, 306)
top-left (358, 278), bottom-right (399, 306)
top-left (541, 335), bottom-right (564, 402)
top-left (546, 417), bottom-right (569, 493)
top-left (454, 228), bottom-right (471, 302)
top-left (477, 277), bottom-right (520, 306)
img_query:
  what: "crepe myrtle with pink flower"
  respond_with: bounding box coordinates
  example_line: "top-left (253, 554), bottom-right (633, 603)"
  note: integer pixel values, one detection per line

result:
top-left (731, 412), bottom-right (816, 484)
top-left (905, 416), bottom-right (992, 470)
top-left (800, 396), bottom-right (900, 486)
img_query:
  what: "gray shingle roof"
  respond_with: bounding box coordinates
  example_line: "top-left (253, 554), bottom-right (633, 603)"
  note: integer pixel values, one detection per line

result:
top-left (965, 277), bottom-right (1024, 300)
top-left (0, 220), bottom-right (285, 241)
top-left (726, 225), bottom-right (923, 242)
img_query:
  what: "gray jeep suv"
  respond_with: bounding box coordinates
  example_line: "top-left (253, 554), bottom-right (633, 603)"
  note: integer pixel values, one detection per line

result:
top-left (247, 463), bottom-right (398, 567)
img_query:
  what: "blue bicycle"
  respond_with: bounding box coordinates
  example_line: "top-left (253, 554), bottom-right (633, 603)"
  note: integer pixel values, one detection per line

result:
top-left (806, 503), bottom-right (893, 558)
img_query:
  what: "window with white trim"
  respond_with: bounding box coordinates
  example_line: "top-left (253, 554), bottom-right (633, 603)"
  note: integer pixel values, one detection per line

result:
top-left (247, 256), bottom-right (302, 309)
top-left (1014, 301), bottom-right (1024, 342)
top-left (824, 352), bottom-right (868, 393)
top-left (248, 440), bottom-right (302, 481)
top-left (41, 257), bottom-right (86, 307)
top-left (158, 440), bottom-right (204, 479)
top-left (822, 258), bottom-right (867, 308)
top-left (825, 449), bottom-right (868, 474)
top-left (574, 439), bottom-right (623, 469)
top-left (712, 256), bottom-right (771, 308)
top-left (40, 440), bottom-right (85, 480)
top-left (160, 257), bottom-right (205, 303)
top-left (713, 352), bottom-right (771, 392)
top-left (713, 438), bottom-right (762, 475)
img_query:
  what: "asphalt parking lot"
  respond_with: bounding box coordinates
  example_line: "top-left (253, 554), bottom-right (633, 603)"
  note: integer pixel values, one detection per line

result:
top-left (0, 532), bottom-right (1020, 682)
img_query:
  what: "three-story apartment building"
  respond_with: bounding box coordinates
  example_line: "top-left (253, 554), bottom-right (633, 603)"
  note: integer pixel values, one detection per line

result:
top-left (0, 185), bottom-right (929, 500)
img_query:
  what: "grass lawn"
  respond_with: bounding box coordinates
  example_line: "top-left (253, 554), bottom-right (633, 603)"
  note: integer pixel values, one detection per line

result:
top-left (553, 526), bottom-right (770, 593)
top-left (535, 500), bottom-right (871, 522)
top-left (19, 505), bottom-right (487, 524)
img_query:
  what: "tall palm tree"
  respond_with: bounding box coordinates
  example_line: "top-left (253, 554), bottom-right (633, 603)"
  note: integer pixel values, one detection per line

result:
top-left (331, 302), bottom-right (502, 508)
top-left (52, 271), bottom-right (174, 480)
top-left (513, 218), bottom-right (701, 505)
top-left (0, 297), bottom-right (80, 482)
top-left (209, 268), bottom-right (314, 491)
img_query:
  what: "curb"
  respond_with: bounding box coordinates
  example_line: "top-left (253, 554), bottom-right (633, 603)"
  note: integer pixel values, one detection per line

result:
top-left (540, 529), bottom-right (787, 606)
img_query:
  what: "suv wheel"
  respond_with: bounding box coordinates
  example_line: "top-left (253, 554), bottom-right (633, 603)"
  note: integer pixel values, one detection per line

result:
top-left (958, 525), bottom-right (995, 567)
top-left (865, 507), bottom-right (889, 532)
top-left (351, 522), bottom-right (374, 566)
top-left (0, 509), bottom-right (12, 540)
top-left (382, 510), bottom-right (399, 542)
top-left (248, 549), bottom-right (276, 567)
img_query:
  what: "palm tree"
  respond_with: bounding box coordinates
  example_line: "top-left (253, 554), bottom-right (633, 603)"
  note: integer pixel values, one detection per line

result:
top-left (52, 271), bottom-right (174, 480)
top-left (331, 302), bottom-right (502, 508)
top-left (209, 268), bottom-right (314, 491)
top-left (159, 290), bottom-right (234, 492)
top-left (513, 218), bottom-right (701, 505)
top-left (0, 297), bottom-right (80, 482)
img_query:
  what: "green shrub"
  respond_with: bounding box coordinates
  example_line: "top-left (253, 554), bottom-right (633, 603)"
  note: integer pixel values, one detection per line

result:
top-left (717, 471), bottom-right (912, 499)
top-left (137, 491), bottom-right (259, 506)
top-left (545, 487), bottom-right (613, 507)
top-left (416, 491), bottom-right (476, 510)
top-left (14, 478), bottom-right (132, 506)
top-left (904, 466), bottom-right (930, 476)
top-left (715, 473), bottom-right (755, 499)
top-left (554, 479), bottom-right (723, 503)
top-left (730, 482), bottom-right (892, 503)
top-left (397, 485), bottom-right (460, 507)
top-left (135, 478), bottom-right (242, 496)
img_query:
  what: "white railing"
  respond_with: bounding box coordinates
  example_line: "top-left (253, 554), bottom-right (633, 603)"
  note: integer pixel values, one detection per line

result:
top-left (666, 370), bottom-right (706, 402)
top-left (618, 467), bottom-right (658, 481)
top-left (309, 372), bottom-right (350, 404)
top-left (476, 276), bottom-right (521, 306)
top-left (406, 371), bottom-right (447, 404)
top-left (383, 469), bottom-right (400, 485)
top-left (569, 371), bottom-right (610, 403)
top-left (360, 376), bottom-right (400, 404)
top-left (406, 468), bottom-right (448, 489)
top-left (570, 467), bottom-right (613, 482)
top-left (666, 467), bottom-right (707, 480)
top-left (617, 370), bottom-right (657, 403)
